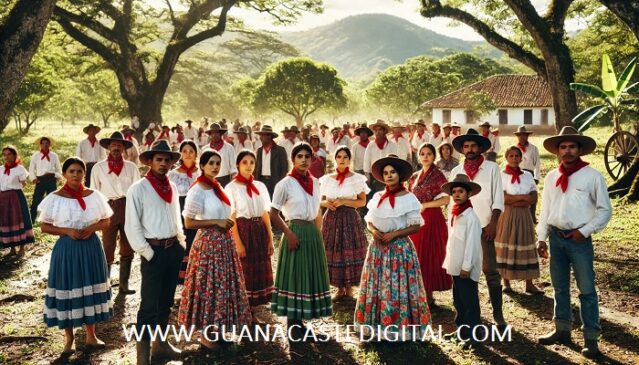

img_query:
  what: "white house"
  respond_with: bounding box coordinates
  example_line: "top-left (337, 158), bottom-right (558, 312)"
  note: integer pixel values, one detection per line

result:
top-left (421, 75), bottom-right (555, 127)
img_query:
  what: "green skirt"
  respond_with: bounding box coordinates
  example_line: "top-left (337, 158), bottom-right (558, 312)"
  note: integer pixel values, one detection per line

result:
top-left (271, 222), bottom-right (332, 320)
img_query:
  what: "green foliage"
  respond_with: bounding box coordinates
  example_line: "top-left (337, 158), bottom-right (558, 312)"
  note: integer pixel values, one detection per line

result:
top-left (468, 91), bottom-right (496, 119)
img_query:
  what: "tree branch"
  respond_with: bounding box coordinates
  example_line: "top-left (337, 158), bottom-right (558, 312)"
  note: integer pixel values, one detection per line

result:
top-left (53, 5), bottom-right (118, 44)
top-left (164, 0), bottom-right (178, 26)
top-left (179, 2), bottom-right (234, 51)
top-left (544, 0), bottom-right (574, 30)
top-left (55, 16), bottom-right (118, 67)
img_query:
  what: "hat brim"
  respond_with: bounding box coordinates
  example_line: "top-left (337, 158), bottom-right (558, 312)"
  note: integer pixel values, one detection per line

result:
top-left (543, 135), bottom-right (596, 156)
top-left (207, 128), bottom-right (228, 134)
top-left (413, 122), bottom-right (426, 127)
top-left (139, 150), bottom-right (181, 165)
top-left (371, 157), bottom-right (413, 183)
top-left (99, 138), bottom-right (133, 149)
top-left (354, 127), bottom-right (373, 136)
top-left (452, 134), bottom-right (492, 154)
top-left (34, 136), bottom-right (54, 147)
top-left (441, 180), bottom-right (481, 197)
top-left (83, 125), bottom-right (101, 134)
top-left (256, 131), bottom-right (278, 138)
top-left (513, 130), bottom-right (533, 135)
top-left (370, 123), bottom-right (389, 132)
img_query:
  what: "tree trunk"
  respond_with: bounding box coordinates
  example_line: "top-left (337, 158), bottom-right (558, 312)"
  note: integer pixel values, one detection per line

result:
top-left (295, 116), bottom-right (304, 129)
top-left (126, 93), bottom-right (163, 140)
top-left (538, 40), bottom-right (578, 130)
top-left (0, 0), bottom-right (56, 134)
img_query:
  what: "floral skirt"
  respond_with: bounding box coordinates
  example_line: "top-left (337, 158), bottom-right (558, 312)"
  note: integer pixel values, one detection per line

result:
top-left (237, 217), bottom-right (274, 306)
top-left (0, 190), bottom-right (35, 248)
top-left (178, 227), bottom-right (252, 329)
top-left (322, 206), bottom-right (368, 287)
top-left (408, 208), bottom-right (452, 292)
top-left (495, 205), bottom-right (540, 280)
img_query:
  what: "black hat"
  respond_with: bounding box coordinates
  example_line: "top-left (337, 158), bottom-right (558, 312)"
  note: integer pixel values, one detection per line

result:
top-left (139, 140), bottom-right (181, 165)
top-left (100, 131), bottom-right (134, 149)
top-left (451, 128), bottom-right (491, 154)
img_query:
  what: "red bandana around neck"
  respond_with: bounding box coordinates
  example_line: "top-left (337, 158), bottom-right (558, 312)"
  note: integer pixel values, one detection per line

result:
top-left (40, 149), bottom-right (51, 161)
top-left (124, 134), bottom-right (133, 141)
top-left (238, 135), bottom-right (247, 146)
top-left (377, 184), bottom-right (406, 208)
top-left (288, 169), bottom-right (313, 196)
top-left (177, 132), bottom-right (184, 143)
top-left (159, 131), bottom-right (169, 140)
top-left (196, 174), bottom-right (230, 205)
top-left (62, 183), bottom-right (87, 210)
top-left (144, 140), bottom-right (153, 147)
top-left (417, 164), bottom-right (435, 186)
top-left (451, 200), bottom-right (473, 227)
top-left (335, 167), bottom-right (350, 185)
top-left (234, 173), bottom-right (260, 198)
top-left (359, 138), bottom-right (370, 148)
top-left (374, 136), bottom-right (387, 150)
top-left (481, 131), bottom-right (490, 138)
top-left (145, 171), bottom-right (173, 203)
top-left (88, 136), bottom-right (97, 148)
top-left (393, 135), bottom-right (403, 142)
top-left (517, 142), bottom-right (528, 153)
top-left (417, 131), bottom-right (425, 140)
top-left (181, 163), bottom-right (197, 178)
top-left (332, 135), bottom-right (340, 144)
top-left (556, 158), bottom-right (589, 193)
top-left (504, 165), bottom-right (523, 184)
top-left (432, 131), bottom-right (440, 139)
top-left (463, 155), bottom-right (484, 180)
top-left (209, 140), bottom-right (224, 151)
top-left (107, 155), bottom-right (124, 176)
top-left (3, 162), bottom-right (18, 175)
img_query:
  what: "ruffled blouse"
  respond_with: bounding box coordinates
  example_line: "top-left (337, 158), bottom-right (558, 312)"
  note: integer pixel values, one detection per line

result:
top-left (364, 192), bottom-right (423, 233)
top-left (183, 183), bottom-right (232, 220)
top-left (271, 176), bottom-right (320, 221)
top-left (37, 191), bottom-right (113, 229)
top-left (0, 165), bottom-right (28, 191)
top-left (319, 172), bottom-right (370, 200)
top-left (226, 179), bottom-right (271, 219)
top-left (168, 169), bottom-right (200, 197)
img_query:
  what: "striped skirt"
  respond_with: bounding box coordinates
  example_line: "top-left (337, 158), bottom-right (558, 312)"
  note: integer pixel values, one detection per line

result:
top-left (0, 189), bottom-right (35, 248)
top-left (44, 234), bottom-right (113, 329)
top-left (495, 205), bottom-right (540, 280)
top-left (237, 217), bottom-right (274, 306)
top-left (271, 221), bottom-right (332, 320)
top-left (322, 206), bottom-right (367, 287)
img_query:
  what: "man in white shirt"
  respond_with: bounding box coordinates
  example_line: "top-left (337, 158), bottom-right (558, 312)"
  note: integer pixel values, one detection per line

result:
top-left (76, 124), bottom-right (106, 187)
top-left (92, 131), bottom-right (140, 296)
top-left (449, 128), bottom-right (506, 328)
top-left (182, 119), bottom-right (197, 140)
top-left (121, 126), bottom-right (140, 165)
top-left (352, 124), bottom-right (373, 174)
top-left (410, 120), bottom-right (430, 163)
top-left (536, 127), bottom-right (612, 359)
top-left (125, 140), bottom-right (185, 364)
top-left (390, 122), bottom-right (412, 162)
top-left (318, 124), bottom-right (330, 146)
top-left (203, 123), bottom-right (237, 186)
top-left (29, 136), bottom-right (62, 221)
top-left (326, 127), bottom-right (350, 159)
top-left (479, 122), bottom-right (499, 161)
top-left (429, 122), bottom-right (444, 147)
top-left (364, 120), bottom-right (397, 193)
top-left (233, 126), bottom-right (253, 155)
top-left (514, 126), bottom-right (541, 222)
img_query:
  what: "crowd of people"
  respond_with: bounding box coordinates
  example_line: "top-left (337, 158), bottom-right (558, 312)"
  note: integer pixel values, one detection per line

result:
top-left (0, 117), bottom-right (612, 362)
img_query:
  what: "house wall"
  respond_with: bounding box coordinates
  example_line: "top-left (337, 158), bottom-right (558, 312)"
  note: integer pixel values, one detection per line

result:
top-left (432, 107), bottom-right (555, 126)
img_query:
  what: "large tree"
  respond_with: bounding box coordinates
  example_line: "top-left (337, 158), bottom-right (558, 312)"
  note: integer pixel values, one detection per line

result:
top-left (598, 0), bottom-right (639, 42)
top-left (53, 0), bottom-right (321, 135)
top-left (0, 0), bottom-right (57, 134)
top-left (420, 0), bottom-right (579, 129)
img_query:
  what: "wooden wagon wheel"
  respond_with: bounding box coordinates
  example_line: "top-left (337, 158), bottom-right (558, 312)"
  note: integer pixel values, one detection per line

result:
top-left (604, 131), bottom-right (639, 180)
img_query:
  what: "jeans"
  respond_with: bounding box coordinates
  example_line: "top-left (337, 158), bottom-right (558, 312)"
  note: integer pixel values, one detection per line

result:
top-left (549, 227), bottom-right (600, 340)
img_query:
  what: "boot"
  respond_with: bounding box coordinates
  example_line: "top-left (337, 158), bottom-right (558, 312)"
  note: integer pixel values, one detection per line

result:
top-left (118, 259), bottom-right (136, 295)
top-left (581, 339), bottom-right (600, 358)
top-left (488, 284), bottom-right (507, 327)
top-left (151, 340), bottom-right (182, 360)
top-left (136, 340), bottom-right (151, 365)
top-left (538, 330), bottom-right (571, 345)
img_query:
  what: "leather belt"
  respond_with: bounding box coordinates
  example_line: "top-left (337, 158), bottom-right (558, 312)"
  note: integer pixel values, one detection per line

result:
top-left (290, 219), bottom-right (313, 225)
top-left (238, 217), bottom-right (262, 222)
top-left (147, 237), bottom-right (178, 248)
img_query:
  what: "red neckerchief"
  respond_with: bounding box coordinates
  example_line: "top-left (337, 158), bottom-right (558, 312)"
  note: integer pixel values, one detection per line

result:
top-left (263, 142), bottom-right (273, 155)
top-left (196, 174), bottom-right (230, 205)
top-left (517, 142), bottom-right (528, 153)
top-left (451, 200), bottom-right (473, 227)
top-left (417, 131), bottom-right (424, 140)
top-left (393, 134), bottom-right (403, 142)
top-left (481, 130), bottom-right (490, 138)
top-left (159, 131), bottom-right (169, 140)
top-left (209, 140), bottom-right (224, 151)
top-left (335, 167), bottom-right (349, 185)
top-left (145, 171), bottom-right (173, 203)
top-left (377, 184), bottom-right (405, 208)
top-left (88, 136), bottom-right (97, 148)
top-left (492, 130), bottom-right (499, 136)
top-left (359, 138), bottom-right (370, 148)
top-left (107, 155), bottom-right (124, 176)
top-left (40, 149), bottom-right (51, 161)
top-left (238, 134), bottom-right (247, 146)
top-left (124, 134), bottom-right (133, 141)
top-left (556, 158), bottom-right (589, 193)
top-left (177, 132), bottom-right (184, 143)
top-left (234, 173), bottom-right (260, 198)
top-left (62, 183), bottom-right (87, 210)
top-left (432, 131), bottom-right (440, 139)
top-left (463, 155), bottom-right (484, 180)
top-left (288, 168), bottom-right (313, 196)
top-left (417, 164), bottom-right (435, 186)
top-left (332, 135), bottom-right (339, 144)
top-left (504, 165), bottom-right (523, 184)
top-left (3, 161), bottom-right (18, 175)
top-left (181, 163), bottom-right (197, 178)
top-left (144, 139), bottom-right (153, 147)
top-left (374, 136), bottom-right (387, 150)
top-left (321, 131), bottom-right (326, 138)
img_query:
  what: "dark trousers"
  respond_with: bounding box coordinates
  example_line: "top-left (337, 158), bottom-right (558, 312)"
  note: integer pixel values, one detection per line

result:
top-left (30, 175), bottom-right (57, 221)
top-left (481, 236), bottom-right (504, 322)
top-left (258, 176), bottom-right (277, 198)
top-left (137, 243), bottom-right (184, 340)
top-left (102, 198), bottom-right (134, 264)
top-left (452, 276), bottom-right (481, 339)
top-left (85, 162), bottom-right (96, 187)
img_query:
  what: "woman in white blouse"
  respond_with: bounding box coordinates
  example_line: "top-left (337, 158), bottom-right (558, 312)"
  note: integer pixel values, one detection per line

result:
top-left (227, 150), bottom-right (274, 324)
top-left (178, 150), bottom-right (251, 352)
top-left (270, 142), bottom-right (332, 330)
top-left (1, 145), bottom-right (35, 256)
top-left (39, 157), bottom-right (113, 355)
top-left (168, 140), bottom-right (200, 284)
top-left (495, 146), bottom-right (542, 294)
top-left (319, 146), bottom-right (369, 301)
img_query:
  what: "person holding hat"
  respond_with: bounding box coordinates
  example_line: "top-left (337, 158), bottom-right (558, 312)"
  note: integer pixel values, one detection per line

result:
top-left (233, 127), bottom-right (254, 155)
top-left (91, 132), bottom-right (140, 296)
top-left (429, 122), bottom-right (443, 147)
top-left (255, 125), bottom-right (288, 197)
top-left (411, 120), bottom-right (430, 164)
top-left (352, 124), bottom-right (373, 175)
top-left (354, 154), bottom-right (430, 338)
top-left (309, 135), bottom-right (327, 178)
top-left (436, 142), bottom-right (459, 180)
top-left (326, 126), bottom-right (349, 158)
top-left (514, 126), bottom-right (541, 221)
top-left (449, 128), bottom-right (506, 328)
top-left (479, 122), bottom-right (498, 161)
top-left (441, 174), bottom-right (483, 348)
top-left (536, 126), bottom-right (612, 358)
top-left (121, 126), bottom-right (140, 165)
top-left (29, 136), bottom-right (62, 221)
top-left (124, 140), bottom-right (186, 364)
top-left (364, 120), bottom-right (398, 193)
top-left (204, 123), bottom-right (237, 186)
top-left (76, 124), bottom-right (106, 187)
top-left (183, 119), bottom-right (197, 141)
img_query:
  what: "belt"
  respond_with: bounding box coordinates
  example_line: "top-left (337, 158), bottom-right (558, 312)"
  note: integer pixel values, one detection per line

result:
top-left (290, 219), bottom-right (313, 225)
top-left (238, 217), bottom-right (262, 222)
top-left (38, 173), bottom-right (55, 178)
top-left (108, 197), bottom-right (126, 203)
top-left (147, 237), bottom-right (178, 248)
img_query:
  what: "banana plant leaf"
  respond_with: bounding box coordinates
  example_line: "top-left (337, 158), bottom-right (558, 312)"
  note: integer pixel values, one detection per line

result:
top-left (602, 54), bottom-right (618, 96)
top-left (570, 83), bottom-right (609, 100)
top-left (617, 57), bottom-right (637, 93)
top-left (626, 81), bottom-right (639, 93)
top-left (572, 104), bottom-right (607, 132)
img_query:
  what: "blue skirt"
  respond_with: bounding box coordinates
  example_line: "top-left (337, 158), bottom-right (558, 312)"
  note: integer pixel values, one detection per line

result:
top-left (44, 234), bottom-right (113, 329)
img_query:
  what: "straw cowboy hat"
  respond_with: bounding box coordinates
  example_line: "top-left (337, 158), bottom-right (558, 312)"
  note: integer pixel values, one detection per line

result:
top-left (543, 126), bottom-right (596, 156)
top-left (255, 125), bottom-right (278, 138)
top-left (234, 127), bottom-right (248, 134)
top-left (479, 121), bottom-right (491, 128)
top-left (452, 128), bottom-right (492, 154)
top-left (514, 126), bottom-right (533, 135)
top-left (206, 123), bottom-right (227, 134)
top-left (413, 119), bottom-right (427, 127)
top-left (100, 131), bottom-right (133, 149)
top-left (330, 126), bottom-right (340, 133)
top-left (443, 123), bottom-right (452, 129)
top-left (391, 121), bottom-right (406, 130)
top-left (320, 124), bottom-right (329, 130)
top-left (289, 126), bottom-right (300, 133)
top-left (441, 173), bottom-right (482, 196)
top-left (139, 140), bottom-right (181, 165)
top-left (371, 154), bottom-right (413, 183)
top-left (354, 124), bottom-right (373, 136)
top-left (369, 119), bottom-right (390, 133)
top-left (83, 123), bottom-right (102, 134)
top-left (34, 136), bottom-right (54, 147)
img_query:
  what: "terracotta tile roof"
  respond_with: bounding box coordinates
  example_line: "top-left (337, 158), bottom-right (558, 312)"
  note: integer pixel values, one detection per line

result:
top-left (421, 74), bottom-right (553, 108)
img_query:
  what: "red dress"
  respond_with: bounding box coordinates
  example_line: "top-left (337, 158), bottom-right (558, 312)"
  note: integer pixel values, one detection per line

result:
top-left (408, 165), bottom-right (452, 292)
top-left (309, 149), bottom-right (326, 178)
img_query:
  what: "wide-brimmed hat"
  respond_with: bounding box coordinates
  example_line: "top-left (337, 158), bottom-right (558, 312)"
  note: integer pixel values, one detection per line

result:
top-left (83, 123), bottom-right (101, 134)
top-left (451, 122), bottom-right (461, 129)
top-left (369, 119), bottom-right (390, 133)
top-left (330, 126), bottom-right (340, 133)
top-left (234, 127), bottom-right (248, 134)
top-left (35, 136), bottom-right (54, 147)
top-left (354, 124), bottom-right (373, 136)
top-left (371, 154), bottom-right (413, 183)
top-left (413, 119), bottom-right (427, 127)
top-left (441, 174), bottom-right (482, 196)
top-left (479, 121), bottom-right (491, 128)
top-left (121, 125), bottom-right (135, 134)
top-left (255, 125), bottom-right (278, 138)
top-left (100, 131), bottom-right (133, 149)
top-left (139, 140), bottom-right (181, 165)
top-left (437, 141), bottom-right (454, 154)
top-left (320, 124), bottom-right (329, 130)
top-left (281, 126), bottom-right (290, 133)
top-left (514, 126), bottom-right (533, 135)
top-left (289, 126), bottom-right (300, 133)
top-left (391, 121), bottom-right (406, 130)
top-left (443, 123), bottom-right (452, 129)
top-left (452, 128), bottom-right (492, 153)
top-left (206, 123), bottom-right (227, 134)
top-left (543, 126), bottom-right (596, 156)
top-left (431, 122), bottom-right (441, 127)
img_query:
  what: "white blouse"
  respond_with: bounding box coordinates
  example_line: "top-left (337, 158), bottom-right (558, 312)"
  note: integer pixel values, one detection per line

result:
top-left (500, 170), bottom-right (537, 196)
top-left (168, 169), bottom-right (200, 197)
top-left (319, 173), bottom-right (370, 200)
top-left (0, 165), bottom-right (28, 191)
top-left (226, 179), bottom-right (271, 219)
top-left (37, 191), bottom-right (113, 230)
top-left (364, 192), bottom-right (423, 233)
top-left (271, 176), bottom-right (320, 221)
top-left (183, 183), bottom-right (232, 220)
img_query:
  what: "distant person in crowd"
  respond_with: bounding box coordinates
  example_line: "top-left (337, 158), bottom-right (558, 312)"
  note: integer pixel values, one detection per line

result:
top-left (141, 131), bottom-right (156, 152)
top-left (309, 135), bottom-right (327, 178)
top-left (479, 122), bottom-right (499, 161)
top-left (391, 122), bottom-right (412, 162)
top-left (326, 126), bottom-right (350, 159)
top-left (233, 127), bottom-right (253, 155)
top-left (29, 136), bottom-right (62, 221)
top-left (436, 142), bottom-right (459, 180)
top-left (363, 120), bottom-right (397, 193)
top-left (410, 120), bottom-right (430, 167)
top-left (514, 126), bottom-right (541, 222)
top-left (183, 119), bottom-right (198, 141)
top-left (158, 125), bottom-right (171, 142)
top-left (352, 124), bottom-right (373, 175)
top-left (203, 123), bottom-right (236, 186)
top-left (76, 124), bottom-right (106, 187)
top-left (196, 127), bottom-right (209, 148)
top-left (121, 126), bottom-right (140, 165)
top-left (429, 122), bottom-right (443, 147)
top-left (254, 125), bottom-right (288, 197)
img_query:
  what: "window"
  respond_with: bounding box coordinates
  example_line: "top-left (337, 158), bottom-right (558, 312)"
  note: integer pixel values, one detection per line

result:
top-left (541, 109), bottom-right (549, 125)
top-left (443, 110), bottom-right (451, 124)
top-left (524, 109), bottom-right (533, 125)
top-left (498, 109), bottom-right (508, 125)
top-left (465, 110), bottom-right (476, 124)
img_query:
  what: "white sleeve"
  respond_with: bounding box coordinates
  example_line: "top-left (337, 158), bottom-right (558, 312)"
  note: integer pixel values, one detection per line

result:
top-left (461, 216), bottom-right (482, 272)
top-left (124, 186), bottom-right (155, 261)
top-left (183, 188), bottom-right (204, 219)
top-left (536, 173), bottom-right (553, 241)
top-left (578, 173), bottom-right (613, 238)
top-left (271, 180), bottom-right (288, 211)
